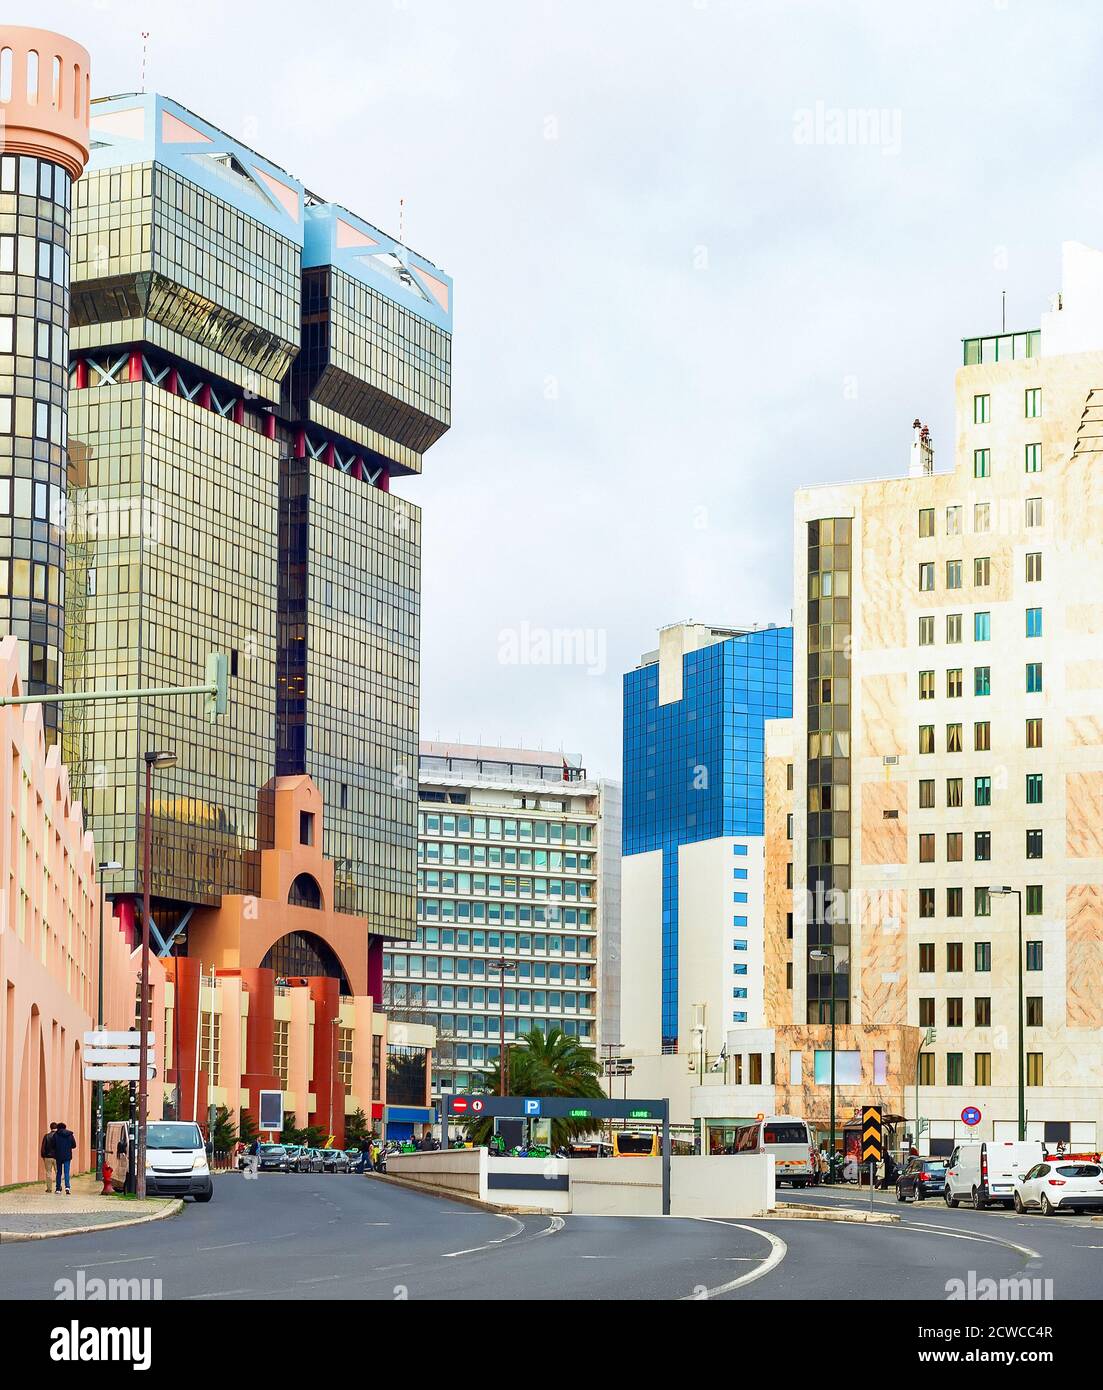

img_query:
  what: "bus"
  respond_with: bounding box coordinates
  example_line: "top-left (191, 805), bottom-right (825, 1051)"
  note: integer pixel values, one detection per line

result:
top-left (724, 1116), bottom-right (815, 1187)
top-left (613, 1130), bottom-right (660, 1157)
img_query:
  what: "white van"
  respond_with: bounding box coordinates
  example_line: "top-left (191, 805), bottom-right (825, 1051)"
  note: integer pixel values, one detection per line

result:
top-left (143, 1121), bottom-right (214, 1202)
top-left (944, 1139), bottom-right (1045, 1210)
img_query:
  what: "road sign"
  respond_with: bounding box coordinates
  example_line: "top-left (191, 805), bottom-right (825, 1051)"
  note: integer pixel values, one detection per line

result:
top-left (524, 1099), bottom-right (542, 1116)
top-left (83, 1030), bottom-right (156, 1082)
top-left (471, 1099), bottom-right (485, 1114)
top-left (84, 1031), bottom-right (155, 1047)
top-left (961, 1106), bottom-right (982, 1127)
top-left (452, 1098), bottom-right (468, 1113)
top-left (445, 1095), bottom-right (667, 1121)
top-left (82, 1065), bottom-right (155, 1081)
top-left (862, 1105), bottom-right (883, 1163)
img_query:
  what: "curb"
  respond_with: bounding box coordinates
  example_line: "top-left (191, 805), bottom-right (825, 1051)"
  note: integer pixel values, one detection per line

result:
top-left (767, 1203), bottom-right (898, 1225)
top-left (371, 1170), bottom-right (516, 1213)
top-left (0, 1198), bottom-right (184, 1243)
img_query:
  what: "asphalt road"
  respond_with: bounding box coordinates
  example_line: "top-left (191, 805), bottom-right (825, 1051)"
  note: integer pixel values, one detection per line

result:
top-left (1, 1170), bottom-right (1099, 1301)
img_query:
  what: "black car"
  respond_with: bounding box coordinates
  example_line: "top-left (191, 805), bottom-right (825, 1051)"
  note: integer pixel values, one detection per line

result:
top-left (896, 1157), bottom-right (947, 1202)
top-left (255, 1143), bottom-right (291, 1172)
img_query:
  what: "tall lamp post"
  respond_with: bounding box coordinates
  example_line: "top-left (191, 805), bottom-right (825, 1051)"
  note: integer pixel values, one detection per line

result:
top-left (810, 943), bottom-right (846, 1180)
top-left (488, 958), bottom-right (514, 1096)
top-left (990, 886), bottom-right (1025, 1141)
top-left (94, 860), bottom-right (123, 1181)
top-left (136, 749), bottom-right (177, 1199)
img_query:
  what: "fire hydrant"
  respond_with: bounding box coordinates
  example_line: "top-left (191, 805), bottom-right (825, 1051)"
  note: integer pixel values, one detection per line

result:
top-left (100, 1162), bottom-right (113, 1196)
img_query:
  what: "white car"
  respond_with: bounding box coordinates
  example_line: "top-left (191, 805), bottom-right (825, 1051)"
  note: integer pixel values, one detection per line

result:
top-left (1013, 1160), bottom-right (1103, 1216)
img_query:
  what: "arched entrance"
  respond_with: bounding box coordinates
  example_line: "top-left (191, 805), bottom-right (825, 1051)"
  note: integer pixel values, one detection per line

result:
top-left (261, 931), bottom-right (352, 995)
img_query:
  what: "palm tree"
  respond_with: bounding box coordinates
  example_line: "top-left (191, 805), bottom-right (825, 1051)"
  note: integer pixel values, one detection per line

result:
top-left (464, 1028), bottom-right (605, 1149)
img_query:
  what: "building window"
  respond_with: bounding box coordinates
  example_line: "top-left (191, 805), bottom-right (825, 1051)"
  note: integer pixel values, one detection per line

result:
top-left (919, 615), bottom-right (934, 645)
top-left (1026, 773), bottom-right (1043, 804)
top-left (974, 666), bottom-right (991, 696)
top-left (919, 997), bottom-right (935, 1027)
top-left (974, 556), bottom-right (991, 586)
top-left (974, 394), bottom-right (990, 423)
top-left (1024, 442), bottom-right (1042, 473)
top-left (974, 611), bottom-right (990, 642)
top-left (200, 1010), bottom-right (221, 1087)
top-left (1025, 497), bottom-right (1043, 528)
top-left (1026, 1053), bottom-right (1044, 1087)
top-left (975, 941), bottom-right (991, 972)
top-left (919, 833), bottom-right (935, 863)
top-left (947, 1053), bottom-right (964, 1086)
top-left (919, 887), bottom-right (935, 918)
top-left (919, 508), bottom-right (935, 537)
top-left (1026, 941), bottom-right (1043, 972)
top-left (975, 1053), bottom-right (992, 1086)
top-left (920, 725), bottom-right (935, 755)
top-left (974, 448), bottom-right (990, 478)
top-left (974, 886), bottom-right (991, 917)
top-left (974, 502), bottom-right (990, 532)
top-left (974, 721), bottom-right (991, 751)
top-left (973, 994), bottom-right (991, 1027)
top-left (946, 505), bottom-right (962, 535)
top-left (946, 559), bottom-right (962, 589)
top-left (919, 670), bottom-right (935, 700)
top-left (919, 779), bottom-right (935, 808)
top-left (947, 831), bottom-right (963, 862)
top-left (919, 1053), bottom-right (936, 1085)
top-left (974, 776), bottom-right (991, 806)
top-left (299, 811), bottom-right (315, 846)
top-left (1026, 829), bottom-right (1043, 859)
top-left (336, 1026), bottom-right (354, 1089)
top-left (1026, 717), bottom-right (1043, 749)
top-left (947, 669), bottom-right (963, 698)
top-left (1025, 607), bottom-right (1042, 638)
top-left (786, 962), bottom-right (793, 990)
top-left (1026, 551), bottom-right (1042, 582)
top-left (974, 830), bottom-right (991, 861)
top-left (919, 943), bottom-right (934, 973)
top-left (947, 997), bottom-right (963, 1027)
top-left (947, 886), bottom-right (963, 917)
top-left (947, 723), bottom-right (963, 753)
top-left (947, 777), bottom-right (963, 807)
top-left (273, 1020), bottom-right (289, 1086)
top-left (1026, 996), bottom-right (1043, 1028)
top-left (946, 613), bottom-right (963, 643)
top-left (947, 942), bottom-right (963, 972)
top-left (1026, 662), bottom-right (1042, 693)
top-left (919, 562), bottom-right (935, 591)
top-left (1025, 387), bottom-right (1041, 418)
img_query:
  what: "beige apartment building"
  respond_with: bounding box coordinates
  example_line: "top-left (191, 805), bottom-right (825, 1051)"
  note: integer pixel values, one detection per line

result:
top-left (694, 241), bottom-right (1103, 1156)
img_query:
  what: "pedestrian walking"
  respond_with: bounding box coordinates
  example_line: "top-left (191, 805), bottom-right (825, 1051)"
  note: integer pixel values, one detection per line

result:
top-left (41, 1122), bottom-right (58, 1193)
top-left (53, 1121), bottom-right (77, 1194)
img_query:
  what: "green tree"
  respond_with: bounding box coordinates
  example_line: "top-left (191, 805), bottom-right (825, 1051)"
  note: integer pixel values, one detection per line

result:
top-left (239, 1108), bottom-right (259, 1147)
top-left (345, 1107), bottom-right (371, 1146)
top-left (103, 1082), bottom-right (130, 1123)
top-left (464, 1028), bottom-right (605, 1149)
top-left (211, 1105), bottom-right (237, 1151)
top-left (281, 1111), bottom-right (301, 1143)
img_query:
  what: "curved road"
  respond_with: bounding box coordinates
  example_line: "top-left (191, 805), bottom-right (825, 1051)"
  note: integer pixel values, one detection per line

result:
top-left (0, 1171), bottom-right (1097, 1300)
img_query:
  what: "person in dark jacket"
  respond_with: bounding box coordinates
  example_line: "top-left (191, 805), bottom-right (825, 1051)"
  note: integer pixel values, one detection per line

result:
top-left (41, 1122), bottom-right (58, 1193)
top-left (53, 1122), bottom-right (77, 1194)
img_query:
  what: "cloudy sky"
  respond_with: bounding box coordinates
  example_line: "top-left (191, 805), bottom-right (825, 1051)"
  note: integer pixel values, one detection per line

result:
top-left (37, 0), bottom-right (1103, 776)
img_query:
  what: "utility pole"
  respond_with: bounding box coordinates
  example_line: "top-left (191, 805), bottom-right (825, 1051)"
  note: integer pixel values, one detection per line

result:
top-left (488, 958), bottom-right (513, 1095)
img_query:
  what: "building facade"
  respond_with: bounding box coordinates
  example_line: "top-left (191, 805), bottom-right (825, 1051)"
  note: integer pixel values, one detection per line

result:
top-left (63, 92), bottom-right (451, 951)
top-left (383, 743), bottom-right (606, 1099)
top-left (698, 242), bottom-right (1103, 1156)
top-left (620, 621), bottom-right (793, 1123)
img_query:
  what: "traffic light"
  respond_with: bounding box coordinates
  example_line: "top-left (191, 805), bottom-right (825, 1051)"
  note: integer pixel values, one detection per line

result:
top-left (205, 652), bottom-right (228, 721)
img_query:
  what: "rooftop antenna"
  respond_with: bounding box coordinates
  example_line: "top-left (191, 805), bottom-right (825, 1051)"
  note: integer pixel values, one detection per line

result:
top-left (1001, 289), bottom-right (1006, 332)
top-left (140, 31), bottom-right (150, 93)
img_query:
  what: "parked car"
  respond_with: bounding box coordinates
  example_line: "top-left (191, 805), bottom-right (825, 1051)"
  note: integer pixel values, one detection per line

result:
top-left (321, 1148), bottom-right (350, 1173)
top-left (944, 1140), bottom-right (1046, 1210)
top-left (1014, 1160), bottom-right (1103, 1215)
top-left (296, 1147), bottom-right (324, 1173)
top-left (895, 1157), bottom-right (947, 1202)
top-left (142, 1121), bottom-right (214, 1202)
top-left (257, 1143), bottom-right (291, 1172)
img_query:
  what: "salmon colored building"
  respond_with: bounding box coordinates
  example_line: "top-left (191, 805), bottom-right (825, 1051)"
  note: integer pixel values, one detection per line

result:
top-left (0, 637), bottom-right (163, 1185)
top-left (160, 777), bottom-right (435, 1146)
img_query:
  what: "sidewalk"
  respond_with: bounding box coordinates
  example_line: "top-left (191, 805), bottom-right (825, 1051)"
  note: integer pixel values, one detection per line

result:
top-left (0, 1171), bottom-right (181, 1241)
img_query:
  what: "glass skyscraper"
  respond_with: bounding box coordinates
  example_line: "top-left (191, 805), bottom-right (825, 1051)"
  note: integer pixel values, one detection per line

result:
top-left (621, 622), bottom-right (792, 1054)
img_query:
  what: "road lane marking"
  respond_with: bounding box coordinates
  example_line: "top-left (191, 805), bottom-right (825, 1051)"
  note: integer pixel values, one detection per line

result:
top-left (682, 1221), bottom-right (787, 1299)
top-left (185, 1288), bottom-right (253, 1299)
top-left (892, 1220), bottom-right (1040, 1260)
top-left (442, 1213), bottom-right (558, 1257)
top-left (66, 1256), bottom-right (155, 1269)
top-left (198, 1241), bottom-right (250, 1251)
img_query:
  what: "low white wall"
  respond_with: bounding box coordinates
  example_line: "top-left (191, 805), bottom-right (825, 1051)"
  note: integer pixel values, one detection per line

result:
top-left (568, 1154), bottom-right (775, 1218)
top-left (388, 1149), bottom-right (486, 1201)
top-left (486, 1156), bottom-right (571, 1213)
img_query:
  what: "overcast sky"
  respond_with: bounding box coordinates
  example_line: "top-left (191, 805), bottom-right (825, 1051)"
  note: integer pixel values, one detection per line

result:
top-left (36, 0), bottom-right (1103, 777)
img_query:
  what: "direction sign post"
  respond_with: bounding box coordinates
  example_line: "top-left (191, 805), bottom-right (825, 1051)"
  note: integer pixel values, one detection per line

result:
top-left (862, 1104), bottom-right (883, 1205)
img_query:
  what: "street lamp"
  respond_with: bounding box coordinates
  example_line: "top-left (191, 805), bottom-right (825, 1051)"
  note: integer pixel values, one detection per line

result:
top-left (487, 958), bottom-right (514, 1096)
top-left (989, 886), bottom-right (1025, 1141)
top-left (136, 749), bottom-right (177, 1199)
top-left (810, 943), bottom-right (846, 1180)
top-left (94, 860), bottom-right (123, 1181)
